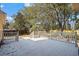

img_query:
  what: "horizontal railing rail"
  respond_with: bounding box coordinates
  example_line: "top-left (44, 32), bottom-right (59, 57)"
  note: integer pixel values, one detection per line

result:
top-left (3, 30), bottom-right (19, 41)
top-left (32, 31), bottom-right (77, 46)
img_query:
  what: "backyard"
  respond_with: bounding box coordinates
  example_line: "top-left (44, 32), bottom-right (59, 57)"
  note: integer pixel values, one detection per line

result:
top-left (0, 29), bottom-right (78, 56)
top-left (0, 3), bottom-right (79, 56)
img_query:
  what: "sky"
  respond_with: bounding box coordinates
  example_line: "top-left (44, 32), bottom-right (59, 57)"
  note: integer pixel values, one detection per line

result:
top-left (0, 3), bottom-right (30, 22)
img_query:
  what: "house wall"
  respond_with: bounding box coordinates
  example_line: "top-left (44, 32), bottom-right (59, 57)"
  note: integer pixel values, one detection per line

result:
top-left (0, 12), bottom-right (6, 42)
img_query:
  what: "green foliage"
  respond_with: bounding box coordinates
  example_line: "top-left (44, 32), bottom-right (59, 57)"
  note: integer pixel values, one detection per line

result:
top-left (76, 19), bottom-right (79, 29)
top-left (12, 12), bottom-right (32, 34)
top-left (4, 20), bottom-right (10, 29)
top-left (11, 3), bottom-right (73, 35)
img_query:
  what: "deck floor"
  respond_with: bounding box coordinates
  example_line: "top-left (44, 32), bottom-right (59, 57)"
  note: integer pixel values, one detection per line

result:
top-left (0, 38), bottom-right (78, 56)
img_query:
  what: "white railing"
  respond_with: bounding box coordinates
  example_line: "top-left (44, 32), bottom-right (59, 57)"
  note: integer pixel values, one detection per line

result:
top-left (3, 29), bottom-right (19, 42)
top-left (32, 31), bottom-right (77, 46)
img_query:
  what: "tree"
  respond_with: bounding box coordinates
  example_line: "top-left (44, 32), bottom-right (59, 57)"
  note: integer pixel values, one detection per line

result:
top-left (32, 4), bottom-right (71, 31)
top-left (12, 3), bottom-right (72, 34)
top-left (52, 4), bottom-right (71, 31)
top-left (13, 12), bottom-right (32, 35)
top-left (4, 20), bottom-right (10, 29)
top-left (76, 19), bottom-right (79, 29)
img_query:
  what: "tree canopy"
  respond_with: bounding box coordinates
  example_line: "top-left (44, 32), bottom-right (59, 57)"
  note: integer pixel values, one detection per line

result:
top-left (9, 3), bottom-right (79, 35)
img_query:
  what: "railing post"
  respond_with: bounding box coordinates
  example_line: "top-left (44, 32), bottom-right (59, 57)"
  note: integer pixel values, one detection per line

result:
top-left (50, 30), bottom-right (52, 39)
top-left (74, 32), bottom-right (78, 47)
top-left (15, 31), bottom-right (19, 41)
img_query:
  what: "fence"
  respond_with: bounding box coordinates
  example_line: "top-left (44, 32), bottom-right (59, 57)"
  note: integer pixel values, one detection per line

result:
top-left (32, 30), bottom-right (77, 46)
top-left (2, 29), bottom-right (19, 42)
